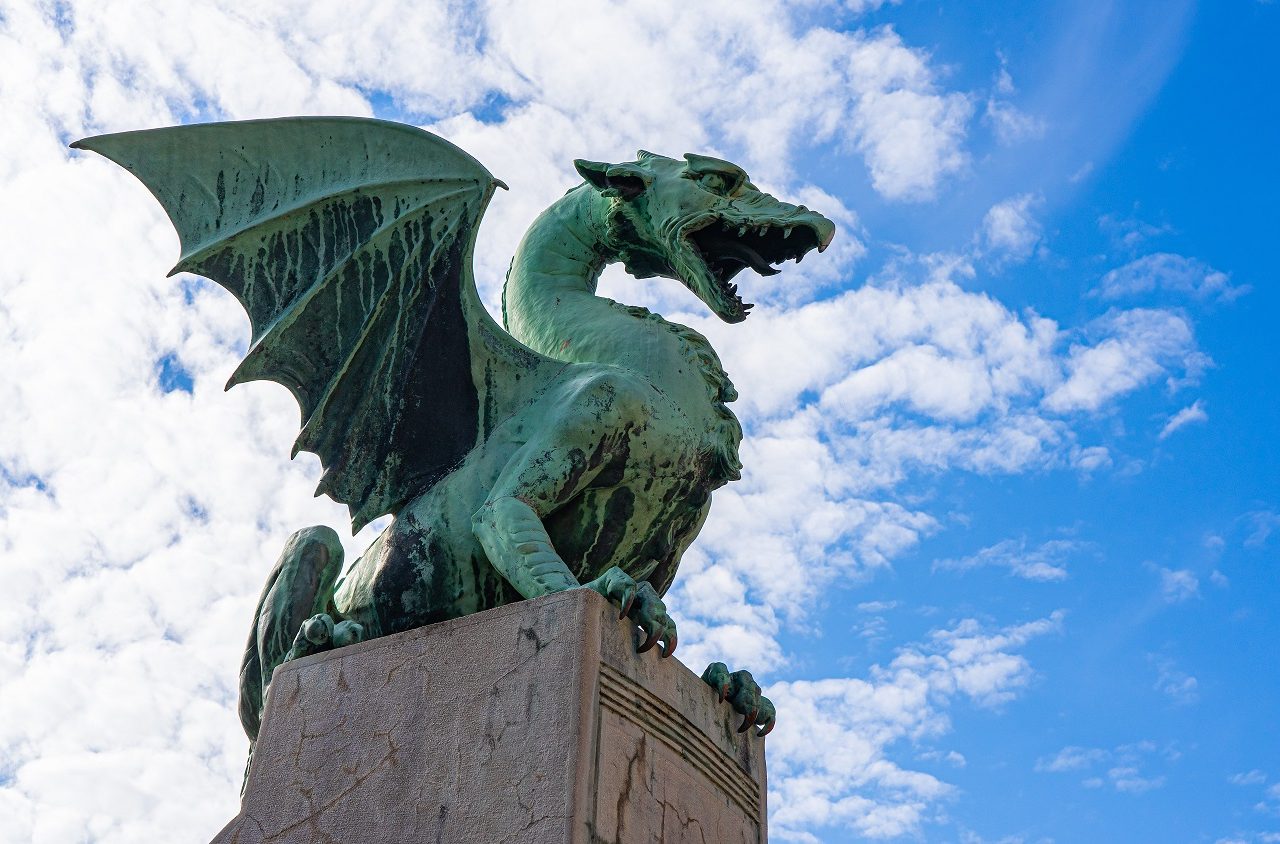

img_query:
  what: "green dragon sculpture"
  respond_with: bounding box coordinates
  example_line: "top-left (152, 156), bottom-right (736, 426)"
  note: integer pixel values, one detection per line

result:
top-left (73, 117), bottom-right (834, 743)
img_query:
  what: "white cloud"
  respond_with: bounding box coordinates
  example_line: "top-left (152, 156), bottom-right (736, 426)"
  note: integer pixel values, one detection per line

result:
top-left (1230, 770), bottom-right (1268, 786)
top-left (0, 2), bottom-right (1216, 842)
top-left (935, 537), bottom-right (1084, 582)
top-left (1109, 766), bottom-right (1166, 793)
top-left (1035, 746), bottom-right (1108, 772)
top-left (660, 272), bottom-right (1201, 679)
top-left (985, 99), bottom-right (1047, 146)
top-left (851, 78), bottom-right (973, 200)
top-left (979, 194), bottom-right (1044, 263)
top-left (1071, 445), bottom-right (1113, 473)
top-left (1036, 741), bottom-right (1173, 794)
top-left (1098, 213), bottom-right (1173, 252)
top-left (1151, 655), bottom-right (1199, 705)
top-left (842, 0), bottom-right (902, 12)
top-left (983, 62), bottom-right (1046, 146)
top-left (917, 748), bottom-right (967, 768)
top-left (1043, 309), bottom-right (1202, 413)
top-left (1160, 399), bottom-right (1208, 439)
top-left (1243, 510), bottom-right (1280, 549)
top-left (1095, 253), bottom-right (1247, 303)
top-left (768, 613), bottom-right (1062, 841)
top-left (1156, 567), bottom-right (1200, 603)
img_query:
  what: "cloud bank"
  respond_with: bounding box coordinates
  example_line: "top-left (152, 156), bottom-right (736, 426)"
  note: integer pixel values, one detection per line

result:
top-left (0, 1), bottom-right (1210, 841)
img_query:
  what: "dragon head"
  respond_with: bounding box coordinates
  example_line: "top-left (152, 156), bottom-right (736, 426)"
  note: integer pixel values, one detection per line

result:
top-left (575, 151), bottom-right (836, 323)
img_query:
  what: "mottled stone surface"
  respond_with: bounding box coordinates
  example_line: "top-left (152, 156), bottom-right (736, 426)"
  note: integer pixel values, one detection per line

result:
top-left (212, 589), bottom-right (766, 843)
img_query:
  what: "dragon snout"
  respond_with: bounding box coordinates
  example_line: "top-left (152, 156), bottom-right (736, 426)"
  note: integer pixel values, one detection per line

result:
top-left (771, 203), bottom-right (835, 254)
top-left (804, 211), bottom-right (836, 253)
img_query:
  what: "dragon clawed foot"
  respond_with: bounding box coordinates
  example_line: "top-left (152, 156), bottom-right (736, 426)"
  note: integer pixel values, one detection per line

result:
top-left (584, 566), bottom-right (677, 658)
top-left (283, 613), bottom-right (366, 663)
top-left (702, 662), bottom-right (776, 738)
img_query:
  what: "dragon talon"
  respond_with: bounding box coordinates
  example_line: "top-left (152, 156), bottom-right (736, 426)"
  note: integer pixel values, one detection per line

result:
top-left (637, 627), bottom-right (661, 654)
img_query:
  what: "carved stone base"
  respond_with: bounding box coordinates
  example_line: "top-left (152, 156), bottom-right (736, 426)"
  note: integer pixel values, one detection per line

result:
top-left (212, 589), bottom-right (767, 843)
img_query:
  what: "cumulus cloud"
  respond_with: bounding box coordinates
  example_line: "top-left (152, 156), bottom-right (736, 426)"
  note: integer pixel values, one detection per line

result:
top-left (979, 194), bottom-right (1044, 264)
top-left (1155, 566), bottom-right (1200, 603)
top-left (849, 72), bottom-right (973, 200)
top-left (662, 270), bottom-right (1202, 677)
top-left (1094, 253), bottom-right (1247, 303)
top-left (768, 612), bottom-right (1063, 841)
top-left (1043, 309), bottom-right (1203, 413)
top-left (0, 1), bottom-right (1215, 842)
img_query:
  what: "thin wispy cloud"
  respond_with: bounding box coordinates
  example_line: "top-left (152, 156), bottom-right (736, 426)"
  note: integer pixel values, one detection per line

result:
top-left (934, 537), bottom-right (1084, 581)
top-left (1094, 253), bottom-right (1248, 303)
top-left (1160, 399), bottom-right (1208, 439)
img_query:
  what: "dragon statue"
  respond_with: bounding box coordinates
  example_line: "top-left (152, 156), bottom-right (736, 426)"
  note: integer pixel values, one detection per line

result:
top-left (74, 117), bottom-right (834, 745)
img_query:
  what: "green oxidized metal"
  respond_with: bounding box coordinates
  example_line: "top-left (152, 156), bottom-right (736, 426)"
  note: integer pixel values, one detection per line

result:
top-left (74, 117), bottom-right (834, 744)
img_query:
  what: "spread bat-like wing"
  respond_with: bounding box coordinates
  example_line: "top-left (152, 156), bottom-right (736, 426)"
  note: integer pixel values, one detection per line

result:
top-left (75, 117), bottom-right (562, 531)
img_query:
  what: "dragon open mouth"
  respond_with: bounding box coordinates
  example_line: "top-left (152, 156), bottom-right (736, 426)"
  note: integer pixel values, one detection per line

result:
top-left (680, 215), bottom-right (831, 322)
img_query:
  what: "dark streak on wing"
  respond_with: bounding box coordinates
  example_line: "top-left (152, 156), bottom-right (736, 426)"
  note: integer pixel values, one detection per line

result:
top-left (69, 118), bottom-right (558, 534)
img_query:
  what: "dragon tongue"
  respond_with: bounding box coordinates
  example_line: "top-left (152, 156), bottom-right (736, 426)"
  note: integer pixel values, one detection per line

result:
top-left (720, 239), bottom-right (779, 276)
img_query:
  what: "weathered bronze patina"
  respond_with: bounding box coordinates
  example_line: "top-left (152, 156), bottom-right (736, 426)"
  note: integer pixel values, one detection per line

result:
top-left (74, 118), bottom-right (834, 745)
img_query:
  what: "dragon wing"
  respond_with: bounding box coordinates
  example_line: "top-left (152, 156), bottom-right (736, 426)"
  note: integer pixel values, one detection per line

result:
top-left (75, 117), bottom-right (563, 531)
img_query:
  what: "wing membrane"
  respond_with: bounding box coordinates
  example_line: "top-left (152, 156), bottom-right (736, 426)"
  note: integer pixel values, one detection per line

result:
top-left (75, 117), bottom-right (558, 530)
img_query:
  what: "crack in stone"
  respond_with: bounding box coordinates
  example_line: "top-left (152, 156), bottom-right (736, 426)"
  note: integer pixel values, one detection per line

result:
top-left (264, 731), bottom-right (399, 842)
top-left (613, 735), bottom-right (648, 844)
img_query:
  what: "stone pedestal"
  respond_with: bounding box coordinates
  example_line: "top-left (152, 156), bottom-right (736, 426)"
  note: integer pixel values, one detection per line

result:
top-left (212, 589), bottom-right (767, 843)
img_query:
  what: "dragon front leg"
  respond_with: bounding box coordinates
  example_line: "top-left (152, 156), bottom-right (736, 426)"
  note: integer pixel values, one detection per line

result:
top-left (471, 372), bottom-right (676, 657)
top-left (702, 663), bottom-right (777, 737)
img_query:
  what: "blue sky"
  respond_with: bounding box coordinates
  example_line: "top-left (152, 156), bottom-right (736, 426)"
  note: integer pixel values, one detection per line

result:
top-left (765, 2), bottom-right (1279, 840)
top-left (0, 1), bottom-right (1276, 842)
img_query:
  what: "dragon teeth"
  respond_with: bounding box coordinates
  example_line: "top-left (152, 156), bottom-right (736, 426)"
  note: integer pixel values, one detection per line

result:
top-left (784, 226), bottom-right (793, 239)
top-left (738, 225), bottom-right (747, 237)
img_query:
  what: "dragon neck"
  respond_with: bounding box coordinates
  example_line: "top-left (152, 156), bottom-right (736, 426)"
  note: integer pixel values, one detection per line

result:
top-left (501, 185), bottom-right (742, 483)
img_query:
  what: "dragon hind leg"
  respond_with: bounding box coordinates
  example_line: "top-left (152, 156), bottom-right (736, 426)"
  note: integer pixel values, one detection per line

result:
top-left (237, 525), bottom-right (349, 742)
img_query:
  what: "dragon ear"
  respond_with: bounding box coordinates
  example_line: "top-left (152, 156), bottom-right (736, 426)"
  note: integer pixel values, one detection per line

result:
top-left (574, 159), bottom-right (651, 199)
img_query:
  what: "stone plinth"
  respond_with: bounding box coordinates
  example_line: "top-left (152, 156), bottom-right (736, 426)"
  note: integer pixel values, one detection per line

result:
top-left (212, 589), bottom-right (767, 843)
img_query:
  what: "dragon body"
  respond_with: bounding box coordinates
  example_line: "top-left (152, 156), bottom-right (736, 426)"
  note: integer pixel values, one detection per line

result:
top-left (74, 118), bottom-right (834, 743)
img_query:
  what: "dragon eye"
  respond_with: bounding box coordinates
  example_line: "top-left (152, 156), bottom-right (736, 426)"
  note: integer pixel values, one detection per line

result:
top-left (699, 172), bottom-right (732, 195)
